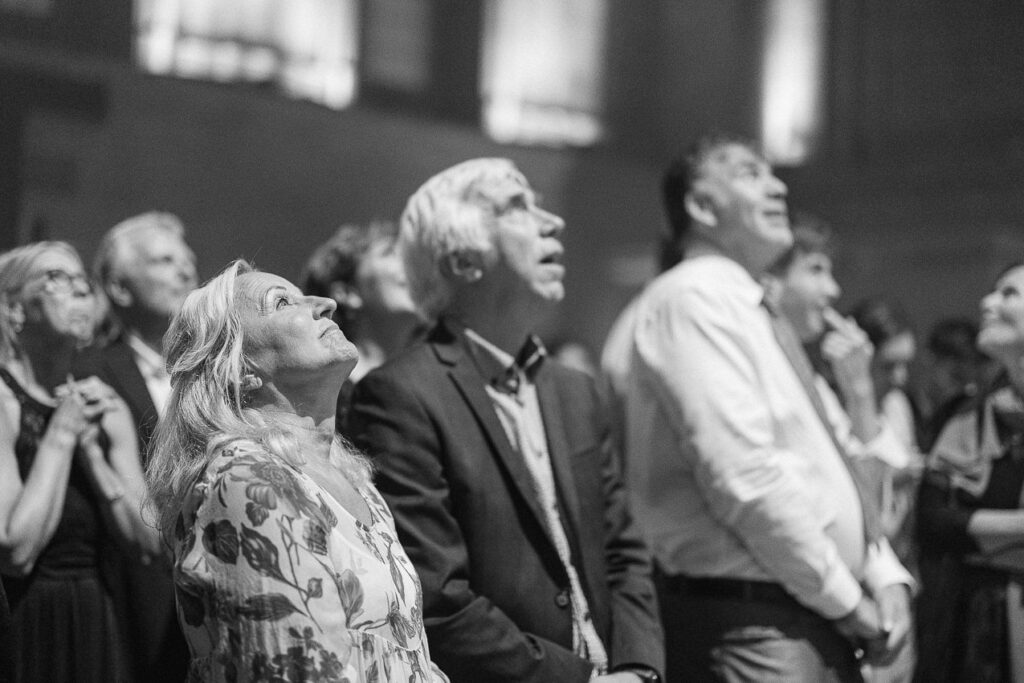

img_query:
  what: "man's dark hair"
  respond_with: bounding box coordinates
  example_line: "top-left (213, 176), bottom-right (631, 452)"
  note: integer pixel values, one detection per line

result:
top-left (926, 317), bottom-right (981, 362)
top-left (660, 131), bottom-right (758, 270)
top-left (298, 221), bottom-right (398, 332)
top-left (851, 297), bottom-right (912, 349)
top-left (767, 211), bottom-right (833, 277)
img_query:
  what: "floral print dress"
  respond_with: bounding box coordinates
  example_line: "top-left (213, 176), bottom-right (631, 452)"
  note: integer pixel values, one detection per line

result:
top-left (173, 445), bottom-right (448, 683)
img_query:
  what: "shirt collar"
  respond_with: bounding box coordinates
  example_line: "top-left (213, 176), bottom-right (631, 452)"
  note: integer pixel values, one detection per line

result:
top-left (682, 243), bottom-right (767, 309)
top-left (125, 332), bottom-right (167, 378)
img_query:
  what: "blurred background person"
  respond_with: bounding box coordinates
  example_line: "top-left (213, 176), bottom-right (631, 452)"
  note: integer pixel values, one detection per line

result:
top-left (767, 217), bottom-right (919, 683)
top-left (851, 298), bottom-right (920, 454)
top-left (917, 317), bottom-right (995, 452)
top-left (916, 260), bottom-right (1024, 683)
top-left (0, 241), bottom-right (161, 682)
top-left (146, 260), bottom-right (448, 681)
top-left (76, 211), bottom-right (197, 680)
top-left (299, 221), bottom-right (422, 417)
top-left (86, 211), bottom-right (198, 452)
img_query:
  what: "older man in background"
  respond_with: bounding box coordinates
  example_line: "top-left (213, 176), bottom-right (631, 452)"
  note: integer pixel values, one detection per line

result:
top-left (76, 211), bottom-right (197, 681)
top-left (347, 159), bottom-right (664, 683)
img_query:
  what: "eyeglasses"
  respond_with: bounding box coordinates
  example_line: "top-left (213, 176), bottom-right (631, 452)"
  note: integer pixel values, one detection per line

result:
top-left (31, 269), bottom-right (95, 296)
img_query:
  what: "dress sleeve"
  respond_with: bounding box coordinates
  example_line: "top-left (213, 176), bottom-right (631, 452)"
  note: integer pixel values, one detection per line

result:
top-left (175, 449), bottom-right (443, 682)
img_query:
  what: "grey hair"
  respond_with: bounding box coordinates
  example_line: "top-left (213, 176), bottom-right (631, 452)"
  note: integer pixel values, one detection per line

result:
top-left (145, 259), bottom-right (371, 546)
top-left (399, 158), bottom-right (523, 320)
top-left (92, 212), bottom-right (186, 288)
top-left (0, 241), bottom-right (84, 363)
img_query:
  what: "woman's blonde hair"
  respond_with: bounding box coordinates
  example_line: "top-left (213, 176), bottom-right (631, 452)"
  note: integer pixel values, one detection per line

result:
top-left (146, 259), bottom-right (370, 545)
top-left (0, 241), bottom-right (87, 363)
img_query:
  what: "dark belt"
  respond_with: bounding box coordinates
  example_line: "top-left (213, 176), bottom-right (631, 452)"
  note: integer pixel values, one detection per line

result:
top-left (662, 575), bottom-right (796, 605)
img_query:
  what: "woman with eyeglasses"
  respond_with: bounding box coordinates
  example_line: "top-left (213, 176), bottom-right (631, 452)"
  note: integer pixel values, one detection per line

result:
top-left (0, 241), bottom-right (161, 681)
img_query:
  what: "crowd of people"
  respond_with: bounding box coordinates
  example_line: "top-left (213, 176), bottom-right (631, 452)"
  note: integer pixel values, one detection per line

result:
top-left (0, 132), bottom-right (1021, 683)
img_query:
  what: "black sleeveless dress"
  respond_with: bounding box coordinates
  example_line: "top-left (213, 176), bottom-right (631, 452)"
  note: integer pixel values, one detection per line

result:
top-left (0, 368), bottom-right (127, 682)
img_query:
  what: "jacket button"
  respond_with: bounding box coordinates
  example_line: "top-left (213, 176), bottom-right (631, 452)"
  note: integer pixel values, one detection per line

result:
top-left (555, 590), bottom-right (570, 608)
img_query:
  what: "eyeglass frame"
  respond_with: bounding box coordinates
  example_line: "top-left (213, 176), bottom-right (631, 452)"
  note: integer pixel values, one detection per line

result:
top-left (15, 269), bottom-right (96, 297)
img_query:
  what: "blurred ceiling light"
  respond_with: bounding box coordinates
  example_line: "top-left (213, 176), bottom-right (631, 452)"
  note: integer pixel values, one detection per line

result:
top-left (480, 0), bottom-right (608, 147)
top-left (134, 0), bottom-right (358, 110)
top-left (761, 0), bottom-right (827, 165)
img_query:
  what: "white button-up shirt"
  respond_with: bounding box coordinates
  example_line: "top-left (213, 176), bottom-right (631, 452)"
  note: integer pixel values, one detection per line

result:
top-left (126, 332), bottom-right (171, 417)
top-left (624, 245), bottom-right (911, 620)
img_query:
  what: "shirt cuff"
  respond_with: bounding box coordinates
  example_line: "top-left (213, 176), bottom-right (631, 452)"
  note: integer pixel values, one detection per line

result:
top-left (853, 421), bottom-right (912, 469)
top-left (861, 538), bottom-right (917, 597)
top-left (798, 561), bottom-right (864, 620)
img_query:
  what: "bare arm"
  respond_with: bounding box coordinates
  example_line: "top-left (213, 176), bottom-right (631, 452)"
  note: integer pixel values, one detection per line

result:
top-left (69, 377), bottom-right (162, 559)
top-left (966, 509), bottom-right (1024, 555)
top-left (0, 382), bottom-right (88, 575)
top-left (821, 308), bottom-right (881, 443)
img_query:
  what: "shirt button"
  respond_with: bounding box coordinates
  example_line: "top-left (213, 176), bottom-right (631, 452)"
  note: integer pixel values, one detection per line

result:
top-left (555, 590), bottom-right (570, 608)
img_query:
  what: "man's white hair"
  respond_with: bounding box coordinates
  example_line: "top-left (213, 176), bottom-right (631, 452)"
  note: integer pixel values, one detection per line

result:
top-left (93, 211), bottom-right (186, 287)
top-left (399, 158), bottom-right (525, 320)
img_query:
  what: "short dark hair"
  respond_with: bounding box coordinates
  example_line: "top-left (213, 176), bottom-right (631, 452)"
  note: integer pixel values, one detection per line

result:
top-left (851, 297), bottom-right (912, 348)
top-left (660, 131), bottom-right (758, 268)
top-left (298, 221), bottom-right (398, 330)
top-left (768, 211), bottom-right (832, 277)
top-left (926, 317), bottom-right (980, 362)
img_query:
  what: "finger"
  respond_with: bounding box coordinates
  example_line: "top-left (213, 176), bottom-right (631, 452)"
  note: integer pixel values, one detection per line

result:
top-left (823, 307), bottom-right (855, 334)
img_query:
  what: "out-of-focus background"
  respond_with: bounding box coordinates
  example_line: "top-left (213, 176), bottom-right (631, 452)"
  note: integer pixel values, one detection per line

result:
top-left (2, 0), bottom-right (1023, 353)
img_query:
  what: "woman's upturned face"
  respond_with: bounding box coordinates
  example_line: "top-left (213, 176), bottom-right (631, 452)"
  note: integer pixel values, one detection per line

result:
top-left (237, 272), bottom-right (358, 385)
top-left (18, 248), bottom-right (95, 344)
top-left (978, 265), bottom-right (1024, 363)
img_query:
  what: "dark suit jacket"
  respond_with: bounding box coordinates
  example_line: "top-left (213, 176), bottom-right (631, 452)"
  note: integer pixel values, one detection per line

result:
top-left (75, 337), bottom-right (160, 461)
top-left (73, 338), bottom-right (188, 682)
top-left (346, 322), bottom-right (663, 683)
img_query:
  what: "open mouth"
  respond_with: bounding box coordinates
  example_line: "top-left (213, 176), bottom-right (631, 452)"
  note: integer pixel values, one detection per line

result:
top-left (540, 251), bottom-right (563, 266)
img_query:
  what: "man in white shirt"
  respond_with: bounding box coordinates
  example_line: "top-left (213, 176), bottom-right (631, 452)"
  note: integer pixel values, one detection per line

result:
top-left (623, 133), bottom-right (913, 681)
top-left (75, 211), bottom-right (197, 682)
top-left (87, 212), bottom-right (198, 452)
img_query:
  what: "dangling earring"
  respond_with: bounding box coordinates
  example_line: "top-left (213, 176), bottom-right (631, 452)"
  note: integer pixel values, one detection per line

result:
top-left (240, 373), bottom-right (263, 407)
top-left (11, 321), bottom-right (22, 334)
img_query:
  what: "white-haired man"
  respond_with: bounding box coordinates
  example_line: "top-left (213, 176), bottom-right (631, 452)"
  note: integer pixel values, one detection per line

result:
top-left (75, 211), bottom-right (196, 681)
top-left (346, 159), bottom-right (664, 683)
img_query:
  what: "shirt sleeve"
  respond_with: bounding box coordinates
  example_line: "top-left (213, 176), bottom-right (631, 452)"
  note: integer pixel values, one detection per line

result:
top-left (634, 286), bottom-right (864, 619)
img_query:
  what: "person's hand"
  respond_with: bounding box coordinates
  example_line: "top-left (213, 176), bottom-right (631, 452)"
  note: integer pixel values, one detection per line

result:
top-left (56, 376), bottom-right (125, 420)
top-left (49, 385), bottom-right (104, 442)
top-left (863, 584), bottom-right (912, 665)
top-left (834, 594), bottom-right (884, 646)
top-left (820, 308), bottom-right (875, 400)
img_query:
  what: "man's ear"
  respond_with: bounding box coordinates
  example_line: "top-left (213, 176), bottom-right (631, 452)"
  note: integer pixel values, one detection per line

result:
top-left (684, 186), bottom-right (718, 229)
top-left (442, 250), bottom-right (484, 284)
top-left (105, 280), bottom-right (133, 308)
top-left (329, 281), bottom-right (363, 313)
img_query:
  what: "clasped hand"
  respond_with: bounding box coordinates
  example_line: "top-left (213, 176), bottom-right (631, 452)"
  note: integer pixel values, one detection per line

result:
top-left (52, 376), bottom-right (124, 448)
top-left (835, 584), bottom-right (911, 666)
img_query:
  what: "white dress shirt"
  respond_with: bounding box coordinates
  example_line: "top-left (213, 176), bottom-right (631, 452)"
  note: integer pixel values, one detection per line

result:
top-left (624, 245), bottom-right (911, 620)
top-left (125, 332), bottom-right (171, 416)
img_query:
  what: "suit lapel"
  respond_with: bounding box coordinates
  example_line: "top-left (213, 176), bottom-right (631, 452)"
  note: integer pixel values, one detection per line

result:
top-left (534, 366), bottom-right (583, 554)
top-left (432, 325), bottom-right (558, 551)
top-left (103, 340), bottom-right (158, 435)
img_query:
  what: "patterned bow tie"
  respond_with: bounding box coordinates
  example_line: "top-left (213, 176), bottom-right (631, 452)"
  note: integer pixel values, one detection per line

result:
top-left (493, 334), bottom-right (546, 395)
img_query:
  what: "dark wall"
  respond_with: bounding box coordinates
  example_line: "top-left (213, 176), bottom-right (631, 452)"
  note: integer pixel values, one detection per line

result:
top-left (3, 0), bottom-right (1024, 358)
